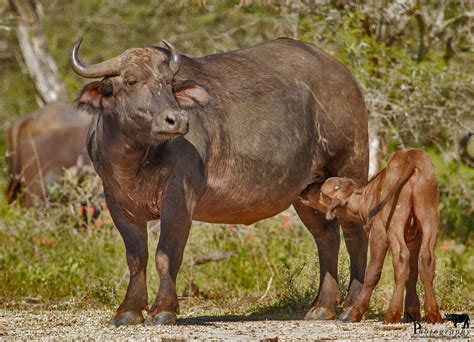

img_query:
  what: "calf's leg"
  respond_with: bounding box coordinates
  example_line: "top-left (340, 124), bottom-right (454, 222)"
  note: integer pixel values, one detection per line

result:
top-left (404, 220), bottom-right (421, 322)
top-left (414, 195), bottom-right (442, 323)
top-left (340, 217), bottom-right (388, 322)
top-left (381, 185), bottom-right (414, 323)
top-left (105, 192), bottom-right (148, 327)
top-left (385, 198), bottom-right (412, 323)
top-left (412, 175), bottom-right (442, 323)
top-left (385, 232), bottom-right (410, 323)
top-left (294, 200), bottom-right (340, 320)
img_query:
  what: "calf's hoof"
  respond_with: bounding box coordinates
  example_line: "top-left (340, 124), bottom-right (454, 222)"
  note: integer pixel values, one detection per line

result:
top-left (425, 311), bottom-right (442, 324)
top-left (110, 311), bottom-right (144, 327)
top-left (305, 307), bottom-right (336, 320)
top-left (145, 311), bottom-right (177, 326)
top-left (384, 312), bottom-right (402, 323)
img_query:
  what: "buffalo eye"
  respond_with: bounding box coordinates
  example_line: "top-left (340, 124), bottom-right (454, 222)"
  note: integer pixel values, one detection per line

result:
top-left (126, 79), bottom-right (138, 87)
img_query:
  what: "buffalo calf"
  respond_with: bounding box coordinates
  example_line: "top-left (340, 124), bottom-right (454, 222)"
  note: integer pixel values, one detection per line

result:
top-left (305, 149), bottom-right (442, 323)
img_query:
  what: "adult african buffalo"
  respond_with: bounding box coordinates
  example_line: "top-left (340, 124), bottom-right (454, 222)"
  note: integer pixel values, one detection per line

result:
top-left (72, 37), bottom-right (369, 326)
top-left (4, 102), bottom-right (91, 207)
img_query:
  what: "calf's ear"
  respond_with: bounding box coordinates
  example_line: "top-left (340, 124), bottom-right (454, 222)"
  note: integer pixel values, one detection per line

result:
top-left (173, 81), bottom-right (210, 109)
top-left (75, 81), bottom-right (113, 112)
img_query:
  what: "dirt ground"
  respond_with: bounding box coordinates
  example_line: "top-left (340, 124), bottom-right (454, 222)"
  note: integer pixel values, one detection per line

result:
top-left (0, 308), bottom-right (470, 341)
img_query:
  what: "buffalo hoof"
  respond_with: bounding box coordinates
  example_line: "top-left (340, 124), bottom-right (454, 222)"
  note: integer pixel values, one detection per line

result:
top-left (305, 307), bottom-right (336, 320)
top-left (145, 311), bottom-right (177, 326)
top-left (110, 311), bottom-right (144, 327)
top-left (402, 309), bottom-right (421, 323)
top-left (338, 307), bottom-right (354, 323)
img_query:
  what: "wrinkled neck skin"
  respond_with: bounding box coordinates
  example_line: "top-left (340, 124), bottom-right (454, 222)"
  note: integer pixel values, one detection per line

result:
top-left (94, 112), bottom-right (149, 177)
top-left (345, 180), bottom-right (383, 225)
top-left (88, 111), bottom-right (170, 220)
top-left (346, 190), bottom-right (368, 224)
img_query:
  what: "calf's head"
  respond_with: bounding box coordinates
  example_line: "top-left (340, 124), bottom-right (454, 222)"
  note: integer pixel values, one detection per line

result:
top-left (320, 177), bottom-right (357, 220)
top-left (71, 39), bottom-right (210, 145)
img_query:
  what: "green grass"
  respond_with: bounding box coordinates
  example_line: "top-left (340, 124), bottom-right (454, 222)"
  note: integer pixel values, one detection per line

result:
top-left (1, 197), bottom-right (472, 318)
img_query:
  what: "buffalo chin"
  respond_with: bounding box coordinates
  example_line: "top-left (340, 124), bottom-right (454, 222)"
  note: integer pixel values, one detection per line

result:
top-left (152, 132), bottom-right (186, 142)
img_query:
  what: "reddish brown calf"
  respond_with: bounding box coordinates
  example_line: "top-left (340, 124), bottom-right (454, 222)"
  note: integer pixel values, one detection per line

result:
top-left (304, 148), bottom-right (442, 324)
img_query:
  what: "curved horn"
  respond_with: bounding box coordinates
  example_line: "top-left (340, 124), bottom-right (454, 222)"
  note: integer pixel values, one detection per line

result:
top-left (162, 40), bottom-right (181, 75)
top-left (70, 38), bottom-right (121, 78)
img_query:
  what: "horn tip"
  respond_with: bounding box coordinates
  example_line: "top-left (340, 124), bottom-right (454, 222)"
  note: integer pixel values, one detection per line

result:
top-left (71, 38), bottom-right (83, 59)
top-left (70, 38), bottom-right (85, 73)
top-left (73, 38), bottom-right (83, 48)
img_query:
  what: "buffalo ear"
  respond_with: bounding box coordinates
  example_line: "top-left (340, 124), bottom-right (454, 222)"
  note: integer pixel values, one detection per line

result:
top-left (75, 81), bottom-right (113, 111)
top-left (173, 81), bottom-right (210, 109)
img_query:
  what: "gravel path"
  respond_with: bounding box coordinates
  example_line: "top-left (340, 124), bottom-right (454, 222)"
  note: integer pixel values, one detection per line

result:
top-left (0, 309), bottom-right (469, 340)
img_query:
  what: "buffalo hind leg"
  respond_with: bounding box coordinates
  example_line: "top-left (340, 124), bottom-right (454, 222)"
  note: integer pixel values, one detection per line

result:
top-left (294, 200), bottom-right (340, 320)
top-left (340, 219), bottom-right (368, 309)
top-left (105, 192), bottom-right (148, 327)
top-left (145, 184), bottom-right (194, 325)
top-left (331, 159), bottom-right (369, 311)
top-left (340, 217), bottom-right (388, 322)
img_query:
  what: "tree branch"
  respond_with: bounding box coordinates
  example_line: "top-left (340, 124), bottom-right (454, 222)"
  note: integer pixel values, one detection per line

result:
top-left (414, 11), bottom-right (427, 62)
top-left (9, 0), bottom-right (68, 105)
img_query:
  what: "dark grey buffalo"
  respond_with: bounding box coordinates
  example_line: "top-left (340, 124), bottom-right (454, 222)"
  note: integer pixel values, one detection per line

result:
top-left (71, 37), bottom-right (369, 326)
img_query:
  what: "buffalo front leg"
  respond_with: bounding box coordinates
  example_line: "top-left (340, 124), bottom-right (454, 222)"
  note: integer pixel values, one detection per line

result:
top-left (145, 186), bottom-right (194, 326)
top-left (105, 192), bottom-right (148, 327)
top-left (294, 200), bottom-right (340, 320)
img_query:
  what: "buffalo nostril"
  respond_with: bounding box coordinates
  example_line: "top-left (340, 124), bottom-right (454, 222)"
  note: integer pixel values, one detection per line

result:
top-left (165, 116), bottom-right (176, 126)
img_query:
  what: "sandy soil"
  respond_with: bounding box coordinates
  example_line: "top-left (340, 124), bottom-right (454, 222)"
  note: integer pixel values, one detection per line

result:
top-left (1, 308), bottom-right (470, 341)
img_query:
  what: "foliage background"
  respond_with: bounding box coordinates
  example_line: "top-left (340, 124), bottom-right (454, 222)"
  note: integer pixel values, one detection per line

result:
top-left (0, 0), bottom-right (472, 317)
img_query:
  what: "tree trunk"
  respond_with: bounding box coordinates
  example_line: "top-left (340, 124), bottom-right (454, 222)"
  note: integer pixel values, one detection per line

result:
top-left (368, 121), bottom-right (383, 179)
top-left (9, 0), bottom-right (68, 105)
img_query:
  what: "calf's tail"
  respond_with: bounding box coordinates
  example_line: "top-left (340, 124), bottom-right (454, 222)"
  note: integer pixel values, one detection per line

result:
top-left (368, 160), bottom-right (416, 218)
